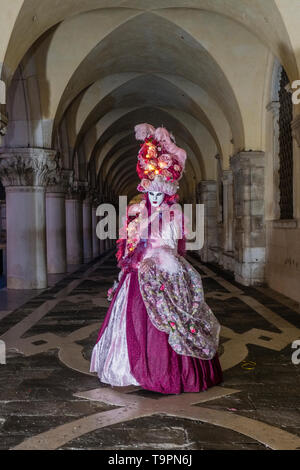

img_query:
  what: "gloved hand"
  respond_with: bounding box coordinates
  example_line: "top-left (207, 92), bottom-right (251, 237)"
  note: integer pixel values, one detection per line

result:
top-left (107, 280), bottom-right (119, 301)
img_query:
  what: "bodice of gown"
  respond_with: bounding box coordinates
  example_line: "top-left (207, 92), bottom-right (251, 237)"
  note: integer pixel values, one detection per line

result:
top-left (141, 208), bottom-right (183, 274)
top-left (122, 202), bottom-right (183, 273)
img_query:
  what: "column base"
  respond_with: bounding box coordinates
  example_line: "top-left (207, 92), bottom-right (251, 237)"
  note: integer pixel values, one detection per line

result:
top-left (7, 276), bottom-right (47, 290)
top-left (234, 259), bottom-right (266, 286)
top-left (219, 250), bottom-right (235, 272)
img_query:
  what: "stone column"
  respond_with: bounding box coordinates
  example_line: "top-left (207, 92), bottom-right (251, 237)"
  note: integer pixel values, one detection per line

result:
top-left (197, 180), bottom-right (217, 263)
top-left (96, 195), bottom-right (106, 255)
top-left (65, 184), bottom-right (83, 265)
top-left (0, 200), bottom-right (6, 278)
top-left (219, 170), bottom-right (234, 271)
top-left (83, 195), bottom-right (93, 262)
top-left (222, 170), bottom-right (234, 253)
top-left (230, 151), bottom-right (266, 286)
top-left (92, 203), bottom-right (100, 258)
top-left (99, 238), bottom-right (105, 255)
top-left (46, 184), bottom-right (67, 274)
top-left (91, 195), bottom-right (100, 258)
top-left (0, 148), bottom-right (57, 289)
top-left (0, 200), bottom-right (6, 242)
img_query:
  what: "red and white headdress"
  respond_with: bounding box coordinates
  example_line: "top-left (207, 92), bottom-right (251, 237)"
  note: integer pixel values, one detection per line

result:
top-left (135, 123), bottom-right (187, 196)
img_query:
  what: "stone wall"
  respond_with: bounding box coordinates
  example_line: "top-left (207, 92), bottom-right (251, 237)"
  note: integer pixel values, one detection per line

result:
top-left (266, 221), bottom-right (300, 303)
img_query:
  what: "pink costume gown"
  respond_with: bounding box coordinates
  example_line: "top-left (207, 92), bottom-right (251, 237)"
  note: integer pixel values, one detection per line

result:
top-left (90, 202), bottom-right (223, 394)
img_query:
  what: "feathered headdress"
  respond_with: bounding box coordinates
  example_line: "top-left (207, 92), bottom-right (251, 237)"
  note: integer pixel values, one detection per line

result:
top-left (134, 123), bottom-right (187, 196)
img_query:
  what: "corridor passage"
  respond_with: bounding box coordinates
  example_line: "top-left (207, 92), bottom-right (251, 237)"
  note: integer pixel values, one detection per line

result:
top-left (0, 250), bottom-right (299, 450)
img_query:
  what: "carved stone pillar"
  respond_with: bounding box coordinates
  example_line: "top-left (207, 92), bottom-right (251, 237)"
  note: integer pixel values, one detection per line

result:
top-left (45, 168), bottom-right (70, 274)
top-left (0, 200), bottom-right (6, 242)
top-left (222, 170), bottom-right (234, 252)
top-left (97, 194), bottom-right (108, 255)
top-left (197, 180), bottom-right (218, 262)
top-left (65, 181), bottom-right (84, 265)
top-left (46, 186), bottom-right (67, 274)
top-left (92, 200), bottom-right (100, 258)
top-left (220, 170), bottom-right (234, 271)
top-left (0, 148), bottom-right (57, 289)
top-left (0, 200), bottom-right (6, 278)
top-left (82, 193), bottom-right (93, 262)
top-left (230, 151), bottom-right (266, 286)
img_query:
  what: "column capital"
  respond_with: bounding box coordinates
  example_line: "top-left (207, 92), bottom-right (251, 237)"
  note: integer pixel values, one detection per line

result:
top-left (61, 169), bottom-right (73, 190)
top-left (0, 147), bottom-right (58, 187)
top-left (230, 151), bottom-right (265, 172)
top-left (291, 114), bottom-right (300, 147)
top-left (47, 168), bottom-right (76, 195)
top-left (90, 189), bottom-right (102, 207)
top-left (78, 180), bottom-right (91, 201)
top-left (197, 180), bottom-right (217, 192)
top-left (66, 179), bottom-right (88, 200)
top-left (222, 170), bottom-right (233, 184)
top-left (83, 189), bottom-right (94, 205)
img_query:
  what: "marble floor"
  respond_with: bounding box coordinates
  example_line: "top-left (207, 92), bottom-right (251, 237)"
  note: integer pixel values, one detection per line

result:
top-left (0, 250), bottom-right (299, 450)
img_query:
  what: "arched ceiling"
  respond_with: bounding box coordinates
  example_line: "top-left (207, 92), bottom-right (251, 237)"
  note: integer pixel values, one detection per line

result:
top-left (2, 0), bottom-right (299, 81)
top-left (1, 1), bottom-right (300, 201)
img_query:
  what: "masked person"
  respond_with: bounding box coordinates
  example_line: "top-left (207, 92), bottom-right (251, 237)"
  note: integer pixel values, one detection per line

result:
top-left (90, 123), bottom-right (223, 394)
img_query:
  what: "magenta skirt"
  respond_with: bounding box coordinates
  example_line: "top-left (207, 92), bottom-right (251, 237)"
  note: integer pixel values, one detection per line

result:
top-left (96, 268), bottom-right (223, 394)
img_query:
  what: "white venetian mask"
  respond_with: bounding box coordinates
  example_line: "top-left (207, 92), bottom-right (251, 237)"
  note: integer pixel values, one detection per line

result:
top-left (148, 191), bottom-right (165, 207)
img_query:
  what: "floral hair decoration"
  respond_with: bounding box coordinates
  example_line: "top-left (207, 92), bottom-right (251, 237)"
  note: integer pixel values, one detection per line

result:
top-left (135, 123), bottom-right (187, 196)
